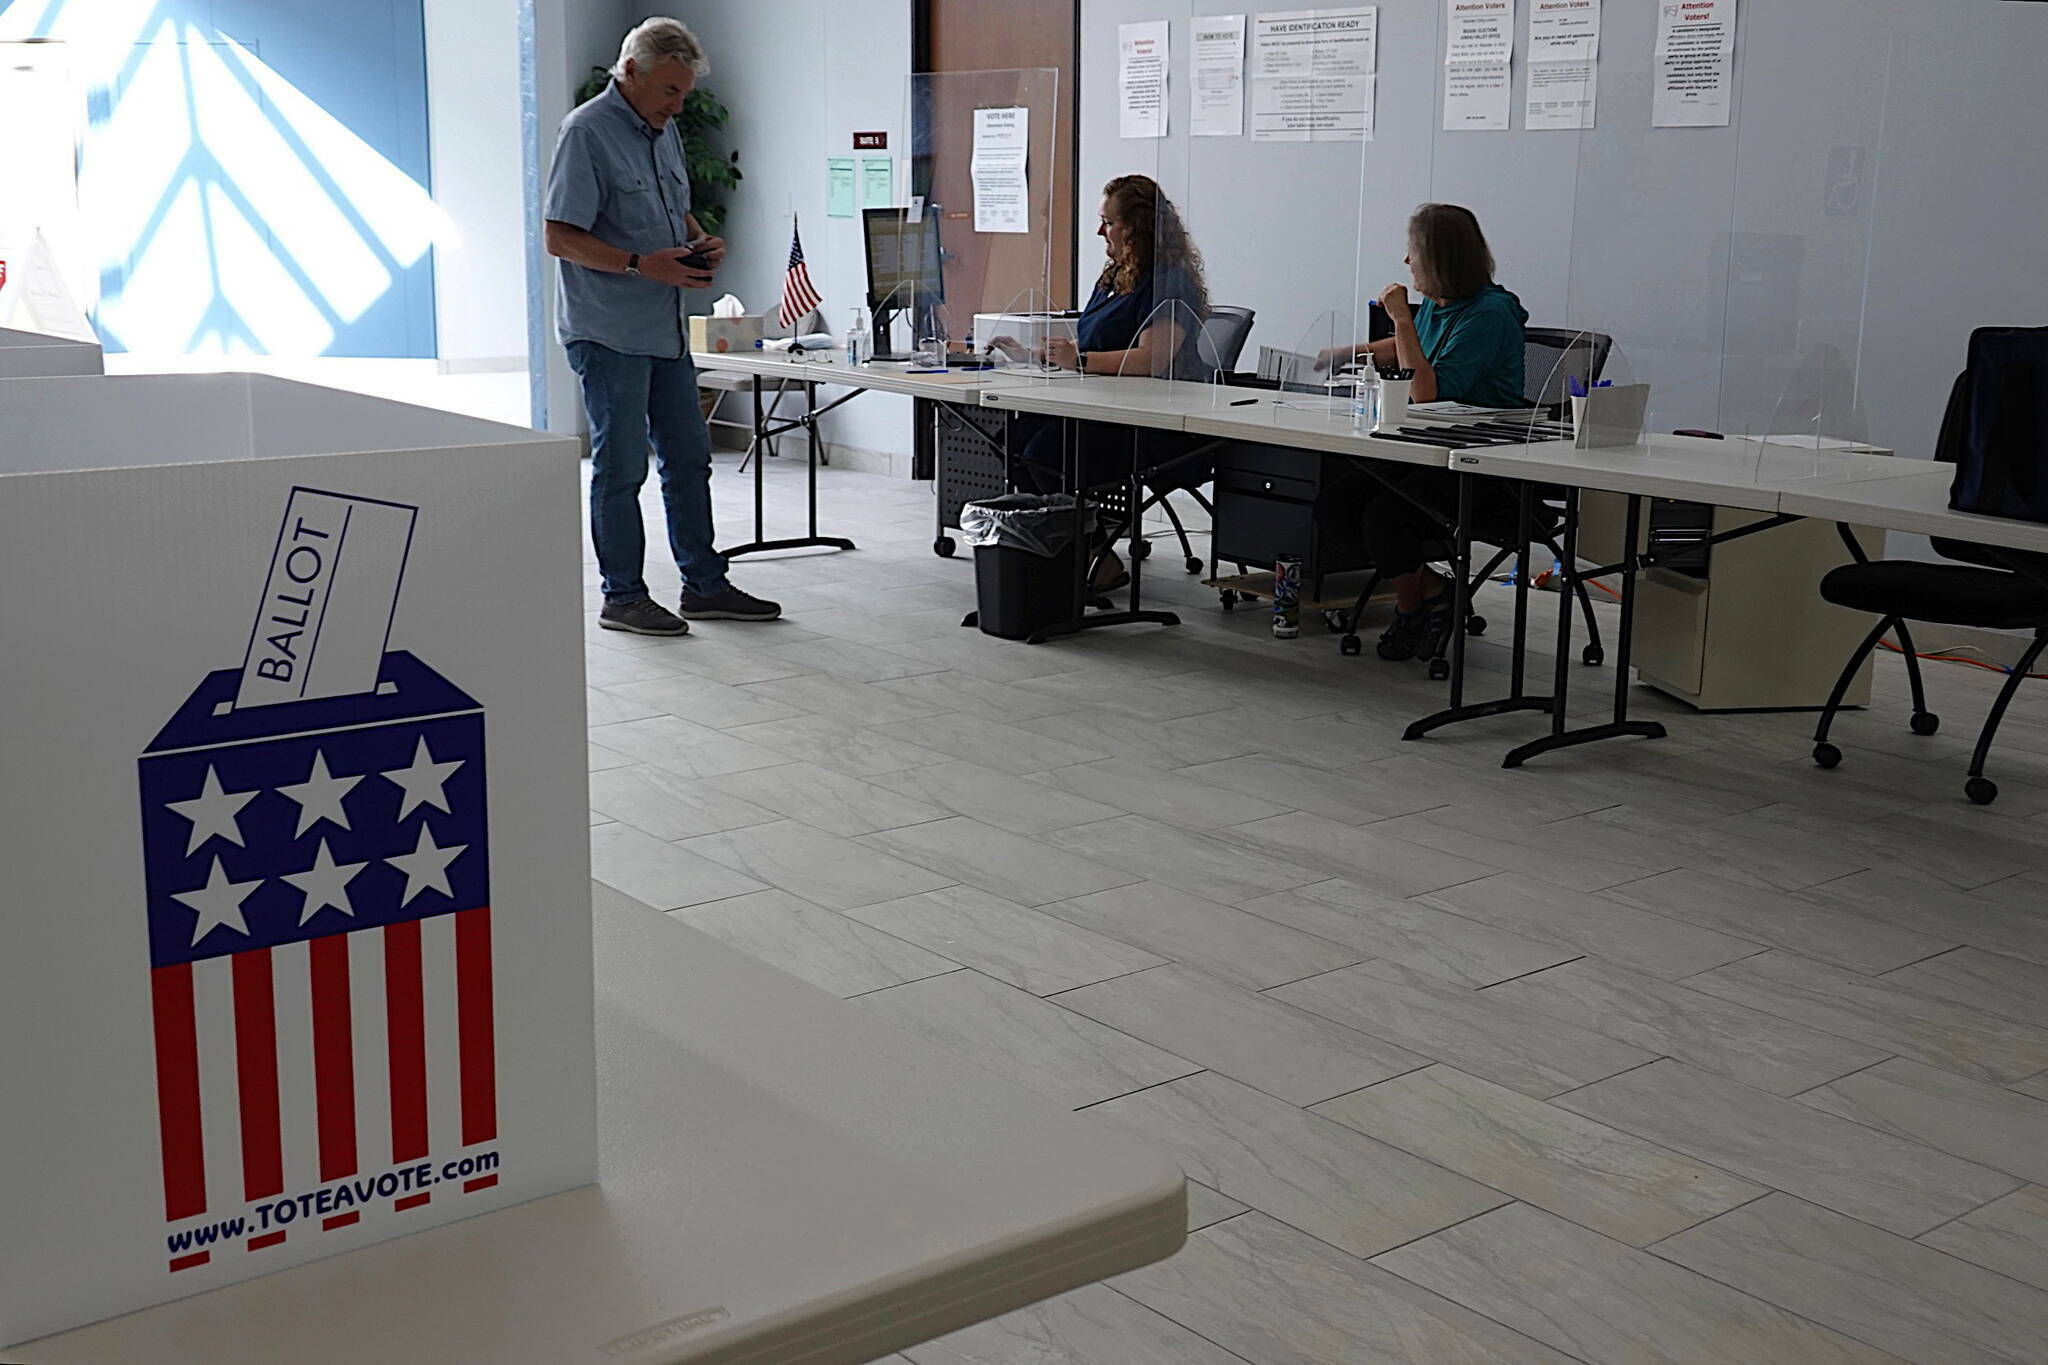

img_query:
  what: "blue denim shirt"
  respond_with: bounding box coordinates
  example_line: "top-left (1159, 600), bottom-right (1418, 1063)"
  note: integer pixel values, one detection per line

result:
top-left (545, 82), bottom-right (694, 358)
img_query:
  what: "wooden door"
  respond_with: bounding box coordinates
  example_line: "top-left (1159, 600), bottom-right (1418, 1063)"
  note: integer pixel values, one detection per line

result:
top-left (917, 0), bottom-right (1079, 315)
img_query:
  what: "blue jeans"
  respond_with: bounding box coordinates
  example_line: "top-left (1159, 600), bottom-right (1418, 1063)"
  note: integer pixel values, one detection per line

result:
top-left (567, 340), bottom-right (729, 603)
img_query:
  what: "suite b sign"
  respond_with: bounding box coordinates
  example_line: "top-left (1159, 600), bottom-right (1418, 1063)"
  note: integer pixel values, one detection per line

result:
top-left (0, 375), bottom-right (594, 1349)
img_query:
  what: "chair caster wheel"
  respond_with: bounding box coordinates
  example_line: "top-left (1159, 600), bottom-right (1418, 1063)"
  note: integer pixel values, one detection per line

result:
top-left (1340, 635), bottom-right (1363, 657)
top-left (1466, 615), bottom-right (1488, 637)
top-left (1911, 711), bottom-right (1940, 736)
top-left (1220, 590), bottom-right (1238, 611)
top-left (1131, 538), bottom-right (1152, 561)
top-left (1813, 743), bottom-right (1842, 770)
top-left (1428, 658), bottom-right (1451, 682)
top-left (1186, 556), bottom-right (1205, 574)
top-left (1966, 776), bottom-right (1999, 806)
top-left (1582, 644), bottom-right (1605, 666)
top-left (934, 536), bottom-right (956, 558)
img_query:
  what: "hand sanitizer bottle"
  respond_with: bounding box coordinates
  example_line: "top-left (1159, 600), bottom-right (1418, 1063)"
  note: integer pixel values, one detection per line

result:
top-left (1351, 360), bottom-right (1383, 432)
top-left (845, 308), bottom-right (869, 366)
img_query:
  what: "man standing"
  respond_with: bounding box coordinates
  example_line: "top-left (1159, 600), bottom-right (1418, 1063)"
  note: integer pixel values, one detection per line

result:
top-left (544, 17), bottom-right (779, 636)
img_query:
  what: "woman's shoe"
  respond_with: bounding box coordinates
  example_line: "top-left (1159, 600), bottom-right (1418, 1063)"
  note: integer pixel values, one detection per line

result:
top-left (1091, 549), bottom-right (1130, 593)
top-left (1376, 592), bottom-right (1452, 661)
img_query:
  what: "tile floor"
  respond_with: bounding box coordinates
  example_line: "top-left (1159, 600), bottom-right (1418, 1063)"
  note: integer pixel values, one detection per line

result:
top-left (585, 449), bottom-right (2048, 1364)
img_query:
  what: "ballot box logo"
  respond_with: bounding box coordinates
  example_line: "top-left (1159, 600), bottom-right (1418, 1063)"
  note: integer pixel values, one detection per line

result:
top-left (135, 488), bottom-right (501, 1275)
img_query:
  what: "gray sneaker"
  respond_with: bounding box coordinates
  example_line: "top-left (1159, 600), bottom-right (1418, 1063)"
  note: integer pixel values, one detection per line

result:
top-left (680, 585), bottom-right (782, 621)
top-left (600, 598), bottom-right (689, 636)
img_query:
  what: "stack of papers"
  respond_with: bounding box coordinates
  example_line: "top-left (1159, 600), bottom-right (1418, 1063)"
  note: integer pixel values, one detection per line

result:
top-left (1406, 400), bottom-right (1548, 422)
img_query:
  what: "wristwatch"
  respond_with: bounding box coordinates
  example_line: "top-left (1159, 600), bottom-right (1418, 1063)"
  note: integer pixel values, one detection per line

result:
top-left (1076, 350), bottom-right (1089, 374)
top-left (624, 253), bottom-right (642, 277)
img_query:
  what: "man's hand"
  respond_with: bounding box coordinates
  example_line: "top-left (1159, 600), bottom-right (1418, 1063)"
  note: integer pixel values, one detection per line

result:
top-left (688, 235), bottom-right (728, 267)
top-left (1045, 336), bottom-right (1080, 371)
top-left (1314, 345), bottom-right (1355, 373)
top-left (1379, 283), bottom-right (1415, 325)
top-left (643, 247), bottom-right (716, 290)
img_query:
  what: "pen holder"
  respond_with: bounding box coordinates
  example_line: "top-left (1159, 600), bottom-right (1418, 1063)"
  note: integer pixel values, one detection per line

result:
top-left (1377, 378), bottom-right (1411, 429)
top-left (1572, 383), bottom-right (1651, 450)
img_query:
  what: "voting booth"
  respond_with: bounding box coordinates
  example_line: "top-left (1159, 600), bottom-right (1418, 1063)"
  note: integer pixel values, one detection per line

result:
top-left (0, 324), bottom-right (102, 378)
top-left (0, 374), bottom-right (592, 1347)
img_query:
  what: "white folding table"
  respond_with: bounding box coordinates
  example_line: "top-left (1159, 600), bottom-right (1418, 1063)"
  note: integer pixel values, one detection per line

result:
top-left (18, 891), bottom-right (1186, 1365)
top-left (1412, 439), bottom-right (1966, 766)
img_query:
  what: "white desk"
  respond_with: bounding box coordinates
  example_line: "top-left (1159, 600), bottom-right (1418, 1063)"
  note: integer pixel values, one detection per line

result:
top-left (803, 355), bottom-right (1021, 404)
top-left (979, 375), bottom-right (1226, 432)
top-left (686, 349), bottom-right (823, 383)
top-left (1778, 467), bottom-right (2048, 555)
top-left (1444, 433), bottom-right (1928, 511)
top-left (19, 890), bottom-right (1185, 1365)
top-left (1186, 397), bottom-right (1460, 467)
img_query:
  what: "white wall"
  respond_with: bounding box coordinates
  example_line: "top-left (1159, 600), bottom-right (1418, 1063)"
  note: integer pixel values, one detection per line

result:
top-left (425, 0), bottom-right (529, 370)
top-left (1081, 0), bottom-right (2048, 470)
top-left (662, 0), bottom-right (916, 463)
top-left (531, 0), bottom-right (635, 435)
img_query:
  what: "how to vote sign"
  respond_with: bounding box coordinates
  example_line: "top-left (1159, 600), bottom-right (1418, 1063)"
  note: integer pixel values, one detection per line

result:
top-left (1, 375), bottom-right (593, 1348)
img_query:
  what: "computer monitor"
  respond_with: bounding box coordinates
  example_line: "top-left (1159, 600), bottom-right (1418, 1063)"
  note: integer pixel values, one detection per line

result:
top-left (862, 208), bottom-right (944, 313)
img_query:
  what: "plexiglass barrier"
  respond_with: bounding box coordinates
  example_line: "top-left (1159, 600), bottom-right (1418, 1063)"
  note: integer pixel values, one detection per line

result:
top-left (877, 69), bottom-right (1060, 371)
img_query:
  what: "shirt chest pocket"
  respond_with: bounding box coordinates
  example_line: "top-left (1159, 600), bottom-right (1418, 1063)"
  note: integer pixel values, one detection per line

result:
top-left (609, 167), bottom-right (679, 242)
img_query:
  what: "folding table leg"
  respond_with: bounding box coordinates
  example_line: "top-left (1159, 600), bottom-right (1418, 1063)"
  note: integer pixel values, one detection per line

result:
top-left (1502, 491), bottom-right (1666, 768)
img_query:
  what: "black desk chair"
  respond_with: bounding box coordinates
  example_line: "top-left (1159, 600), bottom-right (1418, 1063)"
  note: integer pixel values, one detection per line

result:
top-left (1333, 327), bottom-right (1617, 678)
top-left (1812, 535), bottom-right (2048, 805)
top-left (1134, 306), bottom-right (1256, 574)
top-left (1812, 341), bottom-right (2048, 806)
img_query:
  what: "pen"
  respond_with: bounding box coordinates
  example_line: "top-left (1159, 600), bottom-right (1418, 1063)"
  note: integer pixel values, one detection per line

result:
top-left (1229, 397), bottom-right (1259, 407)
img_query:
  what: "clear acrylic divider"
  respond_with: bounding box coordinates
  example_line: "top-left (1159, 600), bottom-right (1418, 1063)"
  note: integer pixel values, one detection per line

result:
top-left (1111, 297), bottom-right (1217, 384)
top-left (895, 68), bottom-right (1060, 380)
top-left (1720, 0), bottom-right (1888, 488)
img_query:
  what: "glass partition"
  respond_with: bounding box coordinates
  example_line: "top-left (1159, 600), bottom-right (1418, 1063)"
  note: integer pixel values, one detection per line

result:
top-left (1557, 0), bottom-right (1886, 478)
top-left (889, 69), bottom-right (1060, 376)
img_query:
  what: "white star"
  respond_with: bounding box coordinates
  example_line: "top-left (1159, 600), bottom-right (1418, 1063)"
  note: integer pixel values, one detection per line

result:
top-left (283, 839), bottom-right (369, 924)
top-left (276, 751), bottom-right (361, 837)
top-left (171, 856), bottom-right (263, 946)
top-left (382, 737), bottom-right (463, 820)
top-left (385, 825), bottom-right (467, 907)
top-left (165, 766), bottom-right (259, 856)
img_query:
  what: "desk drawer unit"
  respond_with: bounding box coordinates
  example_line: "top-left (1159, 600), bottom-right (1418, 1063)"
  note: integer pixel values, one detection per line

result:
top-left (1209, 444), bottom-right (1369, 593)
top-left (934, 402), bottom-right (1010, 543)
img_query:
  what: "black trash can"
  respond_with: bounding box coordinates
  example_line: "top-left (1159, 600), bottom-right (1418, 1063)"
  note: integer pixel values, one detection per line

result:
top-left (960, 494), bottom-right (1094, 640)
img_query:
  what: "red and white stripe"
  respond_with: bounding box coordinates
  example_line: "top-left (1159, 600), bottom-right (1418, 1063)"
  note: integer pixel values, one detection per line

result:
top-left (779, 262), bottom-right (821, 331)
top-left (148, 910), bottom-right (498, 1270)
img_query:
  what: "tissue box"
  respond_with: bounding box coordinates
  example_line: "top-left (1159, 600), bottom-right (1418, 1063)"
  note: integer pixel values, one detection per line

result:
top-left (689, 315), bottom-right (765, 355)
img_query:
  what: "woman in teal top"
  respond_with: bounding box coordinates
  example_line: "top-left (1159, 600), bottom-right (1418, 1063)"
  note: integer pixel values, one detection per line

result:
top-left (1324, 204), bottom-right (1530, 660)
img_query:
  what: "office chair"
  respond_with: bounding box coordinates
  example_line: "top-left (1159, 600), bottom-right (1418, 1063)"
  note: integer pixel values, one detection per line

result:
top-left (1428, 327), bottom-right (1616, 664)
top-left (1332, 328), bottom-right (1616, 678)
top-left (1812, 343), bottom-right (2048, 806)
top-left (1811, 532), bottom-right (2048, 805)
top-left (703, 307), bottom-right (822, 473)
top-left (1133, 306), bottom-right (1257, 575)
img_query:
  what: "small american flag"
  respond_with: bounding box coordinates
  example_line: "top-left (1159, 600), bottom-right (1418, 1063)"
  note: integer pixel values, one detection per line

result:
top-left (777, 216), bottom-right (822, 330)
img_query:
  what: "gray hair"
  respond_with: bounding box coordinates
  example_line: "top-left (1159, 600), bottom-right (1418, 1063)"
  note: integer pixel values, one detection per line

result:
top-left (614, 17), bottom-right (708, 80)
